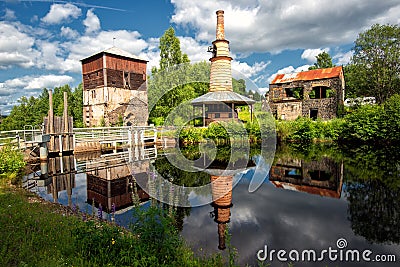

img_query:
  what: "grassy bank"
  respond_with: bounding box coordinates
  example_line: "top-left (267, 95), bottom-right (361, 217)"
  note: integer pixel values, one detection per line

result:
top-left (0, 178), bottom-right (231, 266)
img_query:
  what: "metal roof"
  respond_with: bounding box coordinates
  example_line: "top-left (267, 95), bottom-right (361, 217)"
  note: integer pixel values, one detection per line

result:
top-left (191, 91), bottom-right (256, 105)
top-left (81, 46), bottom-right (147, 62)
top-left (270, 66), bottom-right (343, 84)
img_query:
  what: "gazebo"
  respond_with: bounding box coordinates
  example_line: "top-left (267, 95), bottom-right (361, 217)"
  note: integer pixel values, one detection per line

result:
top-left (191, 10), bottom-right (255, 126)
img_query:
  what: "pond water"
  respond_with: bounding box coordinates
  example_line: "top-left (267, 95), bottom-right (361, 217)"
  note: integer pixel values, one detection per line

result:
top-left (24, 143), bottom-right (400, 266)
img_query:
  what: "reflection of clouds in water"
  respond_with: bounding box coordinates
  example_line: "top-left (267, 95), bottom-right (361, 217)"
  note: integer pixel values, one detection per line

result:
top-left (181, 182), bottom-right (400, 267)
top-left (188, 190), bottom-right (212, 206)
top-left (231, 206), bottom-right (258, 226)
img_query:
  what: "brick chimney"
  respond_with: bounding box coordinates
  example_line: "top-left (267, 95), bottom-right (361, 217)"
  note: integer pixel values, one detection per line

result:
top-left (216, 10), bottom-right (225, 40)
top-left (209, 10), bottom-right (233, 92)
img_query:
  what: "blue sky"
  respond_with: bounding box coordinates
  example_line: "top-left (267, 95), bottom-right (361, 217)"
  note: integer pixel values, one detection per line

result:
top-left (0, 0), bottom-right (399, 115)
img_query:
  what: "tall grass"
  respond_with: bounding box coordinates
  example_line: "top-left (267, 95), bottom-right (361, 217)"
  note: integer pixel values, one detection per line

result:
top-left (0, 180), bottom-right (229, 266)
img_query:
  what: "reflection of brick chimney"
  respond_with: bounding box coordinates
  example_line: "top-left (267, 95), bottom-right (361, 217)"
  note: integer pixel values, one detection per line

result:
top-left (216, 10), bottom-right (225, 40)
top-left (209, 10), bottom-right (233, 92)
top-left (211, 175), bottom-right (233, 250)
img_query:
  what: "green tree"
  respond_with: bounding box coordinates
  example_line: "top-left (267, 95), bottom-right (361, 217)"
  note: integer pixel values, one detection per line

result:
top-left (308, 51), bottom-right (334, 70)
top-left (343, 64), bottom-right (369, 98)
top-left (0, 84), bottom-right (83, 131)
top-left (71, 83), bottom-right (83, 127)
top-left (351, 24), bottom-right (400, 103)
top-left (232, 78), bottom-right (246, 94)
top-left (157, 27), bottom-right (190, 72)
top-left (148, 26), bottom-right (213, 125)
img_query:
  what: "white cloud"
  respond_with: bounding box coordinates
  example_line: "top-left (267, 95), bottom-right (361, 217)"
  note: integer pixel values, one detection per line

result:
top-left (301, 48), bottom-right (330, 63)
top-left (267, 65), bottom-right (310, 84)
top-left (178, 36), bottom-right (209, 62)
top-left (31, 15), bottom-right (39, 23)
top-left (333, 51), bottom-right (354, 65)
top-left (83, 9), bottom-right (101, 34)
top-left (41, 3), bottom-right (82, 24)
top-left (3, 75), bottom-right (74, 90)
top-left (232, 61), bottom-right (270, 79)
top-left (60, 26), bottom-right (79, 39)
top-left (3, 8), bottom-right (16, 20)
top-left (35, 40), bottom-right (66, 72)
top-left (171, 0), bottom-right (400, 54)
top-left (0, 22), bottom-right (38, 69)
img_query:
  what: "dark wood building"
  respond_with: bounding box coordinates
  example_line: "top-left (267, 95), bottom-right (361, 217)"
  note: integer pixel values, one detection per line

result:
top-left (81, 47), bottom-right (148, 127)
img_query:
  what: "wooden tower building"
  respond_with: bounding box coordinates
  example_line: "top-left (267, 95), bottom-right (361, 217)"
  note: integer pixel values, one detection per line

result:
top-left (81, 47), bottom-right (148, 127)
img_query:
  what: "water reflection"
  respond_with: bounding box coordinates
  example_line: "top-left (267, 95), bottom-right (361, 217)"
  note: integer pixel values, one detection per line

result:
top-left (24, 145), bottom-right (157, 219)
top-left (270, 154), bottom-right (343, 198)
top-left (23, 143), bottom-right (400, 266)
top-left (25, 155), bottom-right (76, 207)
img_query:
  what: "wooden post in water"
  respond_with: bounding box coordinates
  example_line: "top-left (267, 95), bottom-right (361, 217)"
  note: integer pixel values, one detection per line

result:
top-left (48, 89), bottom-right (54, 151)
top-left (62, 91), bottom-right (69, 153)
top-left (63, 92), bottom-right (68, 133)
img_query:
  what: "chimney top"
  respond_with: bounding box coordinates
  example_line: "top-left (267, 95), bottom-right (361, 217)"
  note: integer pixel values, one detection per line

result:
top-left (216, 10), bottom-right (225, 40)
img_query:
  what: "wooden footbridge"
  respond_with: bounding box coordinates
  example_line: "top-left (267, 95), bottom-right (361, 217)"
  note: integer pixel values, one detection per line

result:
top-left (0, 126), bottom-right (157, 158)
top-left (0, 90), bottom-right (157, 160)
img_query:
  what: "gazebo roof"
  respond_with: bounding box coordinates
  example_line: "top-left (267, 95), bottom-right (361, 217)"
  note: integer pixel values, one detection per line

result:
top-left (191, 91), bottom-right (256, 105)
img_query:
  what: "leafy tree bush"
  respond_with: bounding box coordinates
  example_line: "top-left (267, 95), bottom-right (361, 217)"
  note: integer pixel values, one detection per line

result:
top-left (341, 104), bottom-right (385, 142)
top-left (383, 94), bottom-right (400, 142)
top-left (308, 51), bottom-right (334, 70)
top-left (350, 24), bottom-right (400, 103)
top-left (0, 144), bottom-right (25, 179)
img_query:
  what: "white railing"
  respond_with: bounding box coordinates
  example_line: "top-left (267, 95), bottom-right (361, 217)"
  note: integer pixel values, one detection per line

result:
top-left (0, 125), bottom-right (157, 151)
top-left (0, 127), bottom-right (42, 148)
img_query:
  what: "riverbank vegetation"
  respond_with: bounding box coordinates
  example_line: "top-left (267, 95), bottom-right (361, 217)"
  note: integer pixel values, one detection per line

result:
top-left (276, 93), bottom-right (400, 144)
top-left (0, 176), bottom-right (231, 266)
top-left (0, 144), bottom-right (25, 182)
top-left (175, 93), bottom-right (400, 145)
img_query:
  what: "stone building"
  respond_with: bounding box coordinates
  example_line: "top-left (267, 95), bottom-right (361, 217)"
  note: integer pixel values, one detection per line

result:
top-left (191, 10), bottom-right (255, 126)
top-left (81, 47), bottom-right (148, 127)
top-left (267, 66), bottom-right (345, 120)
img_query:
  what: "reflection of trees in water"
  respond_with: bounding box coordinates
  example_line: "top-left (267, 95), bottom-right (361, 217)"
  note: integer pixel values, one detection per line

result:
top-left (346, 179), bottom-right (400, 244)
top-left (277, 143), bottom-right (400, 244)
top-left (153, 156), bottom-right (211, 187)
top-left (337, 145), bottom-right (400, 244)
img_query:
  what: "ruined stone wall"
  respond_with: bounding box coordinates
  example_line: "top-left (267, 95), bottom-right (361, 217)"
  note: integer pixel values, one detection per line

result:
top-left (276, 101), bottom-right (302, 120)
top-left (302, 98), bottom-right (336, 119)
top-left (268, 76), bottom-right (344, 120)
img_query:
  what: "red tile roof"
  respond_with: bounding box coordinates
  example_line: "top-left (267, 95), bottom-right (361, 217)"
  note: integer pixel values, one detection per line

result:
top-left (270, 66), bottom-right (343, 84)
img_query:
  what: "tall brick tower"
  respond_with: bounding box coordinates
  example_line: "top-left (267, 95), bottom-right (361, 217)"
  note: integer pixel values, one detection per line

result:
top-left (191, 10), bottom-right (255, 126)
top-left (209, 10), bottom-right (233, 92)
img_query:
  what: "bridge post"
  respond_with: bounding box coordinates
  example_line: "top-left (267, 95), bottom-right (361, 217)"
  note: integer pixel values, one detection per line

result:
top-left (40, 161), bottom-right (48, 179)
top-left (140, 129), bottom-right (144, 146)
top-left (58, 134), bottom-right (63, 156)
top-left (113, 141), bottom-right (117, 153)
top-left (39, 142), bottom-right (48, 161)
top-left (134, 130), bottom-right (138, 146)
